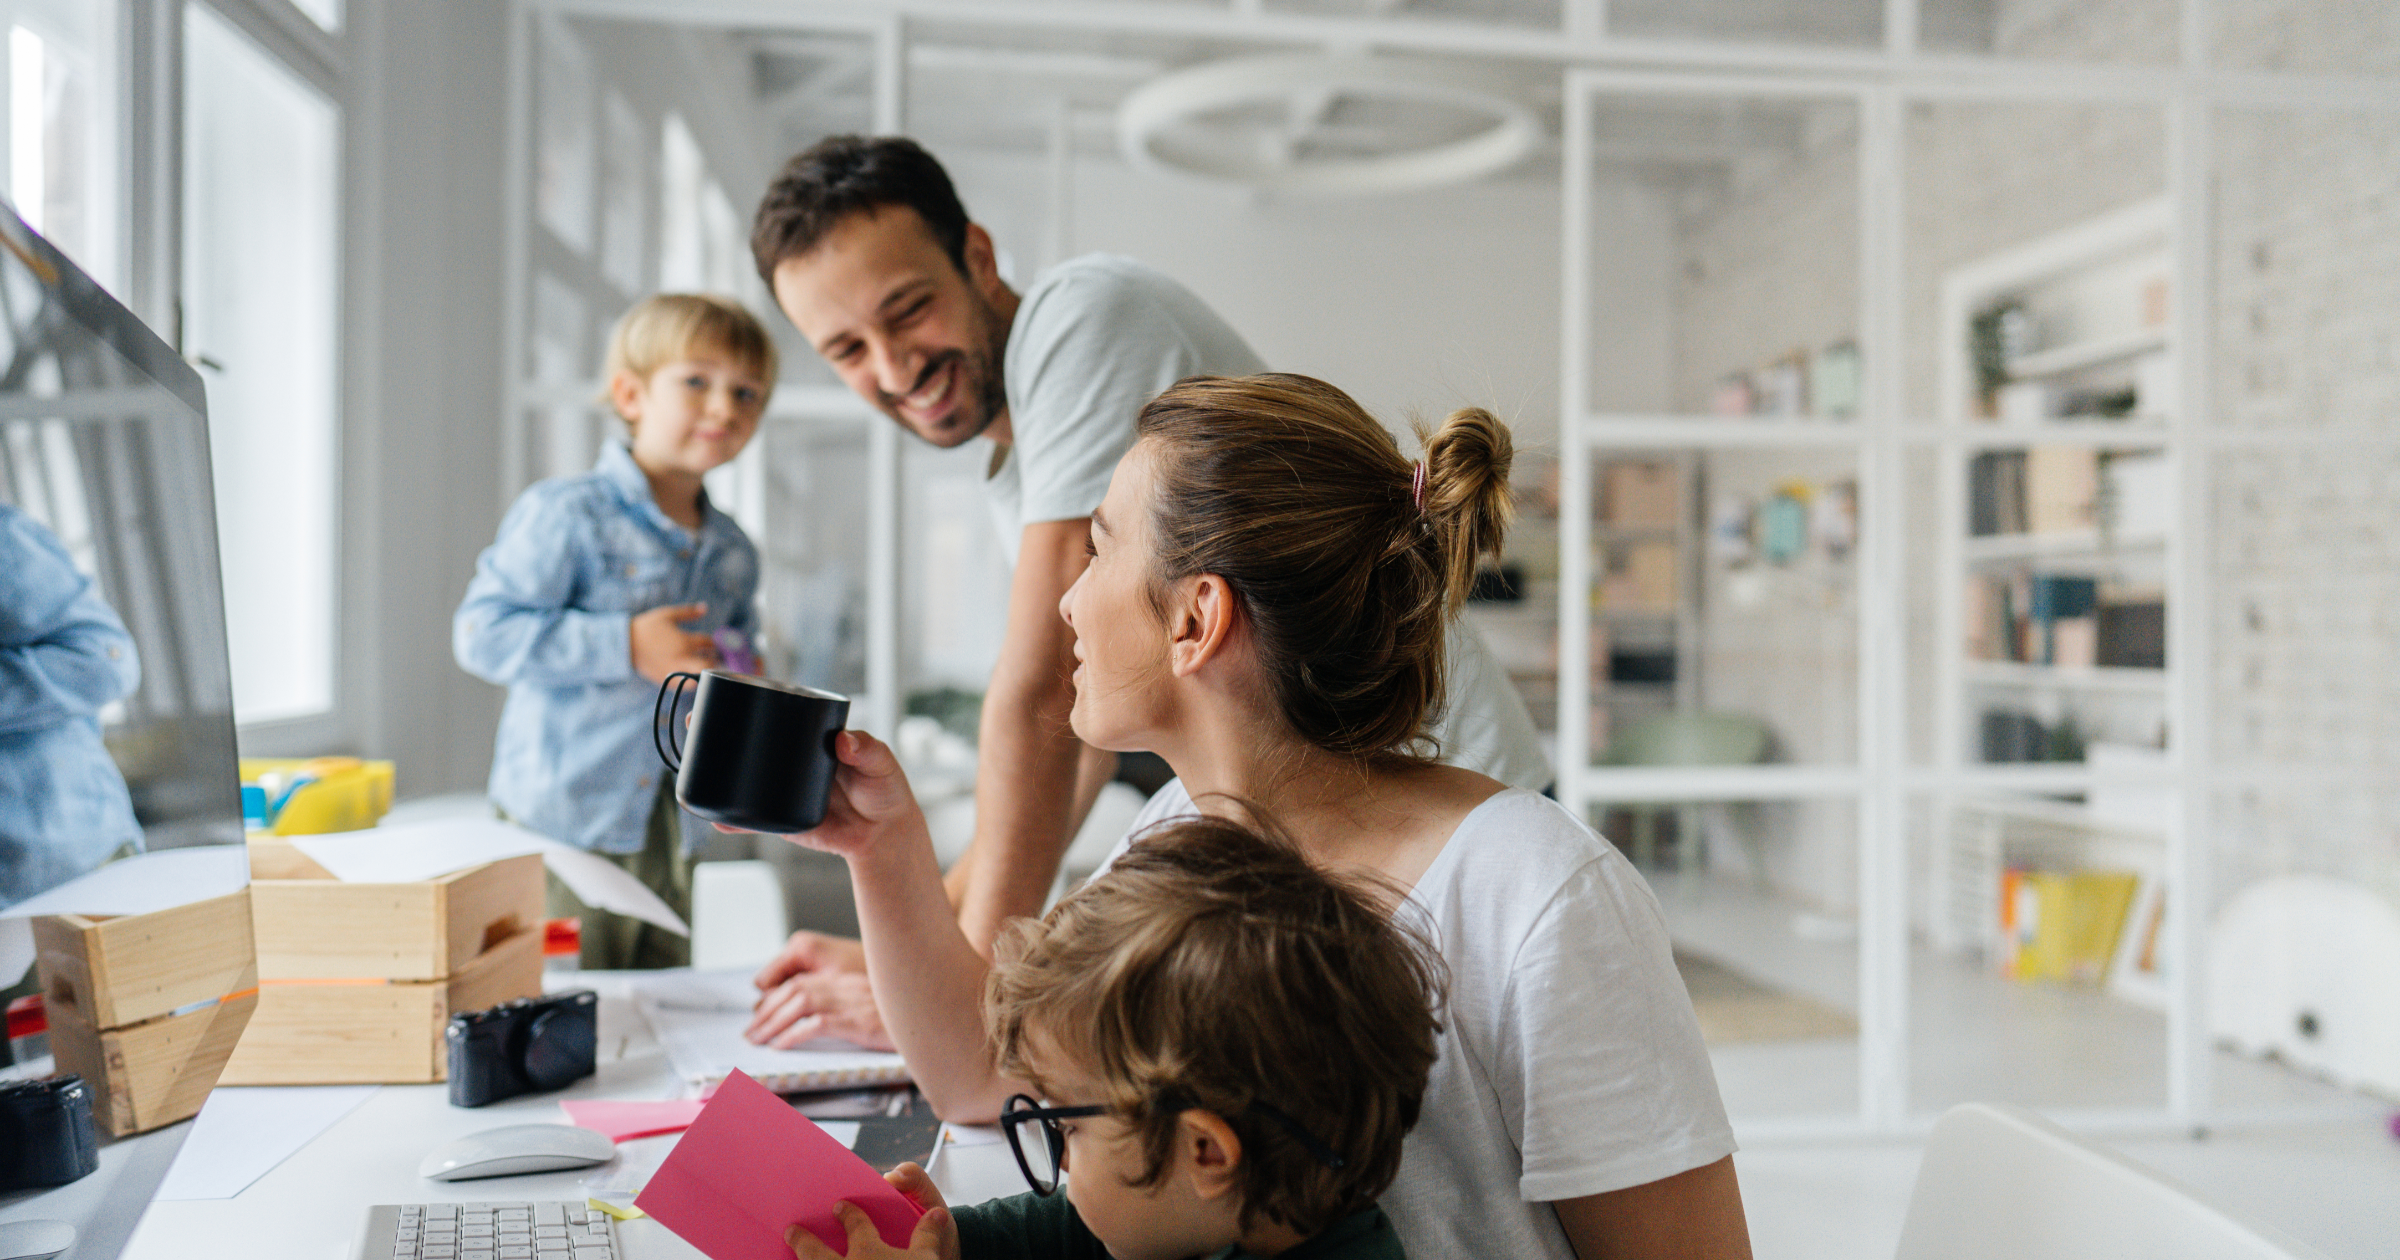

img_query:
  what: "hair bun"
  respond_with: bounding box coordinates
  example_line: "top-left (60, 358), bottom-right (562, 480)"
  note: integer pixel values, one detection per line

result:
top-left (1416, 407), bottom-right (1515, 611)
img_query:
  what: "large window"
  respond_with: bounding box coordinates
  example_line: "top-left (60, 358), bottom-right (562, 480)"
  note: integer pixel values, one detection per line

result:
top-left (4, 0), bottom-right (117, 292)
top-left (181, 1), bottom-right (340, 726)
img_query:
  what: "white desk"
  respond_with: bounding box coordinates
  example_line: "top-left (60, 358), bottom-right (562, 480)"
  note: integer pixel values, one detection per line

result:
top-left (119, 972), bottom-right (1023, 1260)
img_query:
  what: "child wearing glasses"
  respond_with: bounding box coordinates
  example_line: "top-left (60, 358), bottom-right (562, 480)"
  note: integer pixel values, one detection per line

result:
top-left (786, 816), bottom-right (1444, 1260)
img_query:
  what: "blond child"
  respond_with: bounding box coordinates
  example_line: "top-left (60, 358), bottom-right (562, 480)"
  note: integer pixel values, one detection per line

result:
top-left (789, 817), bottom-right (1444, 1260)
top-left (454, 294), bottom-right (777, 969)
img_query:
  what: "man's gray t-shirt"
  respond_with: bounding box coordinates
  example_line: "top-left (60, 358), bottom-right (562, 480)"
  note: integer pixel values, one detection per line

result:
top-left (986, 252), bottom-right (1551, 792)
top-left (987, 254), bottom-right (1264, 558)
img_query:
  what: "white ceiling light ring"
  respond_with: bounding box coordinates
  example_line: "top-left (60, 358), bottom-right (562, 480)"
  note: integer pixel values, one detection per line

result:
top-left (1116, 53), bottom-right (1541, 196)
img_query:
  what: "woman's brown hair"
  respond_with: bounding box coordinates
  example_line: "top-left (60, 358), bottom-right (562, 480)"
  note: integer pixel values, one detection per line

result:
top-left (1135, 372), bottom-right (1514, 762)
top-left (986, 816), bottom-right (1445, 1236)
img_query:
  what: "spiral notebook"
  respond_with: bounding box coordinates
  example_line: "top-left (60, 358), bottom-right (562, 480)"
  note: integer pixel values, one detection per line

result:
top-left (633, 969), bottom-right (910, 1094)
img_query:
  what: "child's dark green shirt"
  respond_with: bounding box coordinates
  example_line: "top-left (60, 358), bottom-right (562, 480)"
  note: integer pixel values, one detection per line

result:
top-left (952, 1192), bottom-right (1404, 1260)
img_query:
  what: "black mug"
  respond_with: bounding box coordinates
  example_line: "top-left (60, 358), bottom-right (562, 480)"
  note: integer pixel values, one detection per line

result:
top-left (654, 670), bottom-right (851, 834)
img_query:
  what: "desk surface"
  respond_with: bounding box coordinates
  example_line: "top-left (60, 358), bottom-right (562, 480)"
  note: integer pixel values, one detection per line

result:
top-left (118, 971), bottom-right (1023, 1260)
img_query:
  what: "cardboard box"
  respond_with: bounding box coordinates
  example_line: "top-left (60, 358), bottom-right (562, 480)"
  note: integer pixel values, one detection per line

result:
top-left (33, 889), bottom-right (258, 1136)
top-left (218, 848), bottom-right (545, 1084)
top-left (1601, 462), bottom-right (1680, 529)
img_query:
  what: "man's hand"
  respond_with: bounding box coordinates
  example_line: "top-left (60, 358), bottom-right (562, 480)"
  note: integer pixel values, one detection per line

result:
top-left (630, 602), bottom-right (716, 682)
top-left (748, 959), bottom-right (893, 1050)
top-left (756, 930), bottom-right (868, 989)
top-left (784, 1165), bottom-right (956, 1260)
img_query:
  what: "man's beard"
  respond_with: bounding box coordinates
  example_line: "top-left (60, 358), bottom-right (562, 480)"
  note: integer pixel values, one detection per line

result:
top-left (878, 294), bottom-right (1010, 449)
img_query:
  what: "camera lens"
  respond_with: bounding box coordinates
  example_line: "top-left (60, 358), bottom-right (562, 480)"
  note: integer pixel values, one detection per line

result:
top-left (522, 1006), bottom-right (597, 1091)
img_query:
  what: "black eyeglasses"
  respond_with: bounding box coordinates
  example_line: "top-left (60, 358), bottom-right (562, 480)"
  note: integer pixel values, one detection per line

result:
top-left (998, 1093), bottom-right (1347, 1197)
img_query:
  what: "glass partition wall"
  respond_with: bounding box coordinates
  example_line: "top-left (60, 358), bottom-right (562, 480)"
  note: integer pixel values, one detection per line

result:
top-left (1560, 11), bottom-right (2400, 1134)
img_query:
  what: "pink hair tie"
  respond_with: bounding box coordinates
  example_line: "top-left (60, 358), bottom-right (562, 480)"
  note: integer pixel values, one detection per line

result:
top-left (1411, 461), bottom-right (1428, 512)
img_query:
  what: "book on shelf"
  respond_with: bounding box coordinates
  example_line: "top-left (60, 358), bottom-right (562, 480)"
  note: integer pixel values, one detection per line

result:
top-left (2024, 446), bottom-right (2099, 534)
top-left (2097, 598), bottom-right (2165, 668)
top-left (2000, 867), bottom-right (2141, 985)
top-left (2101, 449), bottom-right (2172, 540)
top-left (1969, 451), bottom-right (2026, 536)
top-left (1963, 572), bottom-right (2109, 667)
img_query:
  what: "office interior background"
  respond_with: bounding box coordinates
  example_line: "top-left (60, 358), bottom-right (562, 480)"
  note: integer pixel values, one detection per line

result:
top-left (7, 0), bottom-right (2397, 1254)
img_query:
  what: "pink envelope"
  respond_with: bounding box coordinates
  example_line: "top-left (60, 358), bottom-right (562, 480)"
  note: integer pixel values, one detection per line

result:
top-left (635, 1069), bottom-right (925, 1258)
top-left (560, 1098), bottom-right (707, 1143)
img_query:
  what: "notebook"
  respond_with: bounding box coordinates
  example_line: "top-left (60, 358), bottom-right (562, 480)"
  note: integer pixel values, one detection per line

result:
top-left (633, 969), bottom-right (910, 1093)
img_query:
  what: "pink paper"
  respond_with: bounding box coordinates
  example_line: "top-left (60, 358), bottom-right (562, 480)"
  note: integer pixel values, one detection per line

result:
top-left (635, 1069), bottom-right (925, 1258)
top-left (560, 1098), bottom-right (707, 1143)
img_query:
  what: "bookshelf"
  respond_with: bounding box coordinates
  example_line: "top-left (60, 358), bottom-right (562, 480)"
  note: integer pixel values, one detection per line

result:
top-left (1586, 453), bottom-right (1702, 755)
top-left (1930, 198), bottom-right (2177, 964)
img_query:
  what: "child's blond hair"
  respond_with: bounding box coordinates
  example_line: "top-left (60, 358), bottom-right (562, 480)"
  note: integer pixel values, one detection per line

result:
top-left (601, 294), bottom-right (780, 422)
top-left (986, 816), bottom-right (1444, 1237)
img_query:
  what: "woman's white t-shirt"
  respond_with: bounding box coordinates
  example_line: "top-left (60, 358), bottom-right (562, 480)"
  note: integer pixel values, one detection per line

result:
top-left (1103, 781), bottom-right (1736, 1260)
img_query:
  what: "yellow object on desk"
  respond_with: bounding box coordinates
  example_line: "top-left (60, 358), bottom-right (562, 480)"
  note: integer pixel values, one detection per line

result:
top-left (241, 756), bottom-right (395, 834)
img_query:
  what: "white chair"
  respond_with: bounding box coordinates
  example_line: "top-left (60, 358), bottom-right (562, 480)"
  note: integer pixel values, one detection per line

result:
top-left (1893, 1103), bottom-right (2332, 1260)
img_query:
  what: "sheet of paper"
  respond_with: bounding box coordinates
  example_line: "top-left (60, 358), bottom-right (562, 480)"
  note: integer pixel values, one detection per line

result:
top-left (1, 846), bottom-right (252, 988)
top-left (292, 818), bottom-right (688, 936)
top-left (636, 1070), bottom-right (922, 1259)
top-left (0, 846), bottom-right (250, 920)
top-left (153, 1085), bottom-right (381, 1200)
top-left (635, 967), bottom-right (764, 1013)
top-left (562, 1098), bottom-right (708, 1143)
top-left (638, 999), bottom-right (909, 1093)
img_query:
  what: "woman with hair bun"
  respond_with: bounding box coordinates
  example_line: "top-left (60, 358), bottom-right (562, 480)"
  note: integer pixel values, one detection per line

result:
top-left (780, 373), bottom-right (1750, 1259)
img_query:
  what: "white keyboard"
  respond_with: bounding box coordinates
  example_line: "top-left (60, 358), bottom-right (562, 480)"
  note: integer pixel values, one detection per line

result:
top-left (358, 1201), bottom-right (619, 1260)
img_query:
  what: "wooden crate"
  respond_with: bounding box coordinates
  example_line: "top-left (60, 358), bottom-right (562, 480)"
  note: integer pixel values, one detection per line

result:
top-left (247, 851), bottom-right (544, 981)
top-left (33, 889), bottom-right (259, 1137)
top-left (218, 925), bottom-right (542, 1085)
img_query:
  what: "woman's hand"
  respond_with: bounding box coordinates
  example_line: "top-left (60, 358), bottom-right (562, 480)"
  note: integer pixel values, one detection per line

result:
top-left (783, 1164), bottom-right (957, 1260)
top-left (779, 730), bottom-right (927, 861)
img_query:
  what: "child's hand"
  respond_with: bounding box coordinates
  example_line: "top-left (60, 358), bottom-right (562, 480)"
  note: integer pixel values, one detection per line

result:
top-left (885, 1163), bottom-right (949, 1215)
top-left (631, 602), bottom-right (717, 682)
top-left (783, 1197), bottom-right (957, 1260)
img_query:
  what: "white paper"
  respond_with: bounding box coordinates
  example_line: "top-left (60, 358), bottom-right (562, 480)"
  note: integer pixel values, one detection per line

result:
top-left (153, 1085), bottom-right (380, 1200)
top-left (633, 967), bottom-right (761, 1013)
top-left (634, 991), bottom-right (907, 1092)
top-left (0, 918), bottom-right (29, 991)
top-left (0, 845), bottom-right (250, 920)
top-left (292, 818), bottom-right (689, 936)
top-left (3, 846), bottom-right (252, 986)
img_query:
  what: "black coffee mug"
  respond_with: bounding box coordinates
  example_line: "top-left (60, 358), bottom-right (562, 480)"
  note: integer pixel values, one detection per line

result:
top-left (654, 670), bottom-right (851, 834)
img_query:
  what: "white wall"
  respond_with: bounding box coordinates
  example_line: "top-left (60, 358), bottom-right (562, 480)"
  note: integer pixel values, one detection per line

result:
top-left (945, 151), bottom-right (1575, 455)
top-left (343, 0), bottom-right (512, 796)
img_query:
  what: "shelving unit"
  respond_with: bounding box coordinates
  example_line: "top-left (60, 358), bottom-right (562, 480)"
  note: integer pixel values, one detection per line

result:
top-left (1930, 198), bottom-right (2178, 959)
top-left (1586, 453), bottom-right (1703, 754)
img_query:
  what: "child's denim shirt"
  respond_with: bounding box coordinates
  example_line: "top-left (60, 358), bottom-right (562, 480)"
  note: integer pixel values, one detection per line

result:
top-left (453, 442), bottom-right (758, 855)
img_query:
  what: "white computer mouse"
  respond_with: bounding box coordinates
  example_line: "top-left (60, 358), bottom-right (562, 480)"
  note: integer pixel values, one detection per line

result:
top-left (0, 1220), bottom-right (75, 1260)
top-left (419, 1123), bottom-right (616, 1182)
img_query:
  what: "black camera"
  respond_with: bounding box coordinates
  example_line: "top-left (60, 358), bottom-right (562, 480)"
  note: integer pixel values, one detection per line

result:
top-left (0, 1075), bottom-right (100, 1191)
top-left (446, 990), bottom-right (599, 1108)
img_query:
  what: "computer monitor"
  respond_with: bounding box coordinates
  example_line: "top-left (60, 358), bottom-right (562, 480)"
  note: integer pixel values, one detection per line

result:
top-left (0, 199), bottom-right (243, 868)
top-left (0, 199), bottom-right (243, 1253)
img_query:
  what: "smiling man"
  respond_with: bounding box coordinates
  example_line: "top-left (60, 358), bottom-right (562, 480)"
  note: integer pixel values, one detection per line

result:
top-left (743, 135), bottom-right (1548, 1047)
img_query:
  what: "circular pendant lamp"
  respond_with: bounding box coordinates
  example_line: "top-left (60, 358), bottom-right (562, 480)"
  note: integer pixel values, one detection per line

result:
top-left (1116, 53), bottom-right (1540, 196)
